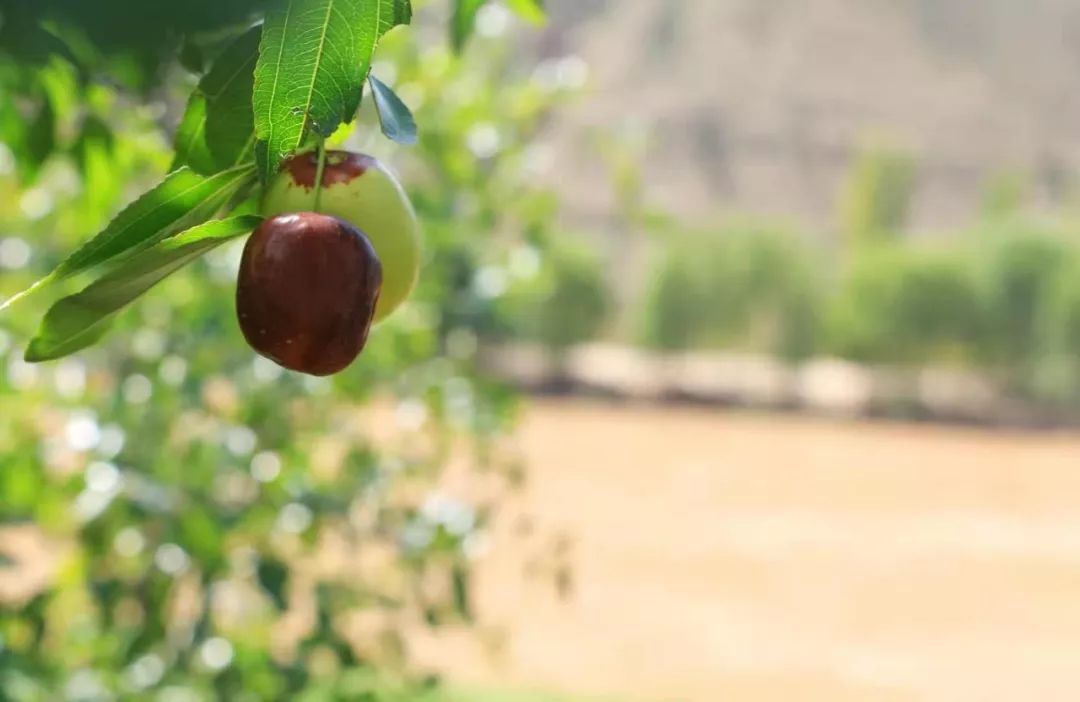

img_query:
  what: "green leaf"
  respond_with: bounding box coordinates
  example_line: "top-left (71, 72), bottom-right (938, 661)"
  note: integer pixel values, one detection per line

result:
top-left (452, 0), bottom-right (543, 49)
top-left (173, 26), bottom-right (261, 174)
top-left (179, 507), bottom-right (226, 572)
top-left (57, 165), bottom-right (256, 277)
top-left (368, 75), bottom-right (416, 145)
top-left (253, 0), bottom-right (412, 181)
top-left (256, 557), bottom-right (290, 611)
top-left (26, 89), bottom-right (56, 173)
top-left (505, 0), bottom-right (545, 25)
top-left (25, 216), bottom-right (263, 362)
top-left (2, 165), bottom-right (255, 311)
top-left (204, 25), bottom-right (261, 169)
top-left (172, 93), bottom-right (216, 174)
top-left (451, 0), bottom-right (487, 52)
top-left (72, 116), bottom-right (122, 223)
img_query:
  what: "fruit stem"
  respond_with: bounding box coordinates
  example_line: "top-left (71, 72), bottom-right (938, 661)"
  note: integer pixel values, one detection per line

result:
top-left (313, 139), bottom-right (329, 212)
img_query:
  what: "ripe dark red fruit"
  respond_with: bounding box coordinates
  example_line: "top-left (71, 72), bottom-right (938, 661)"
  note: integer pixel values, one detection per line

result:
top-left (236, 212), bottom-right (382, 376)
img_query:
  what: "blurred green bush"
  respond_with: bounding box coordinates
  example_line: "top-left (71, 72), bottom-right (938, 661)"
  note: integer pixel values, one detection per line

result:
top-left (625, 160), bottom-right (1080, 411)
top-left (825, 245), bottom-right (984, 365)
top-left (1034, 252), bottom-right (1080, 403)
top-left (492, 238), bottom-right (611, 356)
top-left (639, 223), bottom-right (821, 361)
top-left (972, 222), bottom-right (1072, 366)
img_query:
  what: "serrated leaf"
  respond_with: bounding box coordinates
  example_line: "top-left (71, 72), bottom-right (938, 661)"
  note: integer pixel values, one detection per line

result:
top-left (25, 215), bottom-right (263, 362)
top-left (253, 0), bottom-right (412, 181)
top-left (173, 26), bottom-right (261, 174)
top-left (368, 75), bottom-right (416, 145)
top-left (2, 165), bottom-right (255, 311)
top-left (505, 0), bottom-right (545, 25)
top-left (451, 0), bottom-right (487, 52)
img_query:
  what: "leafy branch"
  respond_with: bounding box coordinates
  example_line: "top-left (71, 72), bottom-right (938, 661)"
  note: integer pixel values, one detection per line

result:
top-left (2, 0), bottom-right (546, 362)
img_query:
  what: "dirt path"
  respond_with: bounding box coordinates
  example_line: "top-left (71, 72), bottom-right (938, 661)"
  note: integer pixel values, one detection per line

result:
top-left (419, 399), bottom-right (1080, 702)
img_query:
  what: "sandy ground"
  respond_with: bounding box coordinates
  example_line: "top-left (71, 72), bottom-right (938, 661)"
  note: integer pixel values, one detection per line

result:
top-left (418, 399), bottom-right (1080, 702)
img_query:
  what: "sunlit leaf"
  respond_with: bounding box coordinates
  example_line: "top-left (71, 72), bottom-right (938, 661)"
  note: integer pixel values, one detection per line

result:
top-left (253, 0), bottom-right (412, 181)
top-left (368, 75), bottom-right (417, 145)
top-left (72, 115), bottom-right (122, 224)
top-left (25, 215), bottom-right (262, 362)
top-left (2, 165), bottom-right (255, 311)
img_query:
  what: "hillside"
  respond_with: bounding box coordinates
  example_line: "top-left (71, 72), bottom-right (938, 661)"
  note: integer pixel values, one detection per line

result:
top-left (538, 0), bottom-right (1080, 233)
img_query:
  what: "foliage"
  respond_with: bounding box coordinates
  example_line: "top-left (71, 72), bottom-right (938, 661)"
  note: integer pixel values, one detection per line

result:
top-left (640, 223), bottom-right (821, 360)
top-left (26, 216), bottom-right (263, 362)
top-left (1, 0), bottom-right (547, 359)
top-left (1032, 253), bottom-right (1080, 403)
top-left (494, 239), bottom-right (611, 354)
top-left (826, 245), bottom-right (984, 365)
top-left (0, 1), bottom-right (572, 698)
top-left (971, 221), bottom-right (1072, 369)
top-left (252, 0), bottom-right (412, 181)
top-left (632, 158), bottom-right (1080, 409)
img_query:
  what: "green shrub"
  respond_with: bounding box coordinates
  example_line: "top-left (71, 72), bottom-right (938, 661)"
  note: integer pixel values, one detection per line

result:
top-left (533, 243), bottom-right (611, 352)
top-left (971, 222), bottom-right (1075, 368)
top-left (495, 239), bottom-right (611, 354)
top-left (640, 223), bottom-right (821, 359)
top-left (639, 240), bottom-right (707, 352)
top-left (827, 246), bottom-right (984, 365)
top-left (1032, 255), bottom-right (1080, 404)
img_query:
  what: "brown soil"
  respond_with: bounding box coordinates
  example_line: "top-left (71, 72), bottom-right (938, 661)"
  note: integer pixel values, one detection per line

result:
top-left (417, 399), bottom-right (1080, 702)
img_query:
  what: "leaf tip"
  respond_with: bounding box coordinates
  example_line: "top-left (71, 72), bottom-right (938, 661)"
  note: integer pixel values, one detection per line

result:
top-left (23, 340), bottom-right (50, 364)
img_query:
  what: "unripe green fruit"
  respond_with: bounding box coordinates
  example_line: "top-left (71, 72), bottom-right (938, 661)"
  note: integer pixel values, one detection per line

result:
top-left (261, 150), bottom-right (420, 322)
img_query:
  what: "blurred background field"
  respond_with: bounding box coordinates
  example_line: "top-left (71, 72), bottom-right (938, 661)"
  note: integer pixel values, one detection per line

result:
top-left (4, 0), bottom-right (1080, 700)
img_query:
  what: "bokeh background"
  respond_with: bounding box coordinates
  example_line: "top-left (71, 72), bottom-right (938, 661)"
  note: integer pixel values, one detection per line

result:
top-left (4, 1), bottom-right (1080, 700)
